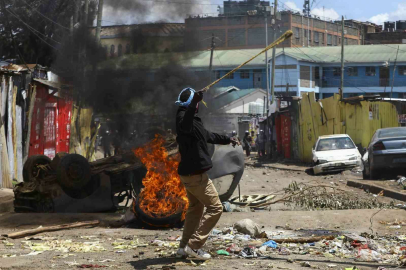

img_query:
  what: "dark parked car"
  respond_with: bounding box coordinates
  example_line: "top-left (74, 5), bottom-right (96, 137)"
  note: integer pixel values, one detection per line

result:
top-left (362, 127), bottom-right (406, 179)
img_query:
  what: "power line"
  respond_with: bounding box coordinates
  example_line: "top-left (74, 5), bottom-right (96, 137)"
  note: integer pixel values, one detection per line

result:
top-left (6, 8), bottom-right (62, 45)
top-left (5, 8), bottom-right (60, 51)
top-left (20, 0), bottom-right (70, 30)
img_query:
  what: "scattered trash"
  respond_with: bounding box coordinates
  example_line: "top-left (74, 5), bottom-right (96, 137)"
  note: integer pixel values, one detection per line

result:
top-left (327, 265), bottom-right (337, 268)
top-left (262, 240), bottom-right (278, 249)
top-left (22, 240), bottom-right (106, 253)
top-left (356, 249), bottom-right (382, 262)
top-left (300, 261), bottom-right (311, 267)
top-left (2, 240), bottom-right (14, 246)
top-left (216, 249), bottom-right (230, 256)
top-left (240, 247), bottom-right (257, 258)
top-left (234, 219), bottom-right (261, 237)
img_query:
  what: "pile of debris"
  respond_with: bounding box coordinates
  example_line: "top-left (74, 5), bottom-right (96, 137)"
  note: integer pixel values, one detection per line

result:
top-left (200, 219), bottom-right (406, 266)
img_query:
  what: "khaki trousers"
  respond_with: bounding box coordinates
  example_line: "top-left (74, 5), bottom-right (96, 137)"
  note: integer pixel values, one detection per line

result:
top-left (179, 173), bottom-right (223, 250)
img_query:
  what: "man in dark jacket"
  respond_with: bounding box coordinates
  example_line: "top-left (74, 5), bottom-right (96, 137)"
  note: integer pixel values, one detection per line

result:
top-left (175, 88), bottom-right (237, 260)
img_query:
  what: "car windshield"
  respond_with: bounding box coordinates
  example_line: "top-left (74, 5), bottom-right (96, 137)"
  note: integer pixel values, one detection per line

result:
top-left (316, 137), bottom-right (355, 151)
top-left (378, 128), bottom-right (406, 139)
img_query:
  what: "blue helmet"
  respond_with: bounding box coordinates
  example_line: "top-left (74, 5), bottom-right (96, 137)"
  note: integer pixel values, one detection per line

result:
top-left (175, 87), bottom-right (195, 107)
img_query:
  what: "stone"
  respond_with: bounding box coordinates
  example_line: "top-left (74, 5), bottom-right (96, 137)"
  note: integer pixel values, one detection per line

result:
top-left (233, 219), bottom-right (261, 237)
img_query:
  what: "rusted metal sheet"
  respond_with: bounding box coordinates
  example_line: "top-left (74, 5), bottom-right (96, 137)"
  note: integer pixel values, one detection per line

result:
top-left (281, 114), bottom-right (292, 159)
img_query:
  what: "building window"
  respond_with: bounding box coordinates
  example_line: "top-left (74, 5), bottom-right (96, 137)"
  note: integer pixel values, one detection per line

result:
top-left (294, 27), bottom-right (300, 39)
top-left (399, 66), bottom-right (406, 75)
top-left (321, 33), bottom-right (325, 44)
top-left (214, 70), bottom-right (221, 79)
top-left (366, 67), bottom-right (376, 76)
top-left (333, 67), bottom-right (341, 76)
top-left (241, 70), bottom-right (250, 79)
top-left (309, 30), bottom-right (312, 41)
top-left (110, 45), bottom-right (115, 58)
top-left (327, 34), bottom-right (332, 45)
top-left (338, 37), bottom-right (341, 45)
top-left (225, 71), bottom-right (234, 79)
top-left (333, 35), bottom-right (338, 46)
top-left (125, 44), bottom-right (131, 54)
top-left (314, 31), bottom-right (319, 43)
top-left (118, 44), bottom-right (123, 57)
top-left (347, 67), bottom-right (358, 76)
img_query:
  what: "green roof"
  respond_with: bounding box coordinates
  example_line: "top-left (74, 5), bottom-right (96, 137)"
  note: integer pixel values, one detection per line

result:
top-left (100, 44), bottom-right (406, 70)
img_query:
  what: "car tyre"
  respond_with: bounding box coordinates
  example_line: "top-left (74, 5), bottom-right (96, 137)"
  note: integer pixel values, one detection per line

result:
top-left (23, 155), bottom-right (52, 182)
top-left (369, 166), bottom-right (379, 180)
top-left (362, 168), bottom-right (368, 180)
top-left (57, 154), bottom-right (91, 190)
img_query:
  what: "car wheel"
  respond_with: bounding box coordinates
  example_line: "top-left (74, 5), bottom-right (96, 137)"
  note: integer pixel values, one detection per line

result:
top-left (57, 154), bottom-right (91, 190)
top-left (362, 168), bottom-right (368, 180)
top-left (23, 155), bottom-right (52, 182)
top-left (369, 166), bottom-right (379, 180)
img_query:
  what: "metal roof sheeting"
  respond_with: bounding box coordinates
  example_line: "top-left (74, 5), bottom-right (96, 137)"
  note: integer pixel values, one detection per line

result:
top-left (211, 88), bottom-right (266, 111)
top-left (102, 44), bottom-right (406, 71)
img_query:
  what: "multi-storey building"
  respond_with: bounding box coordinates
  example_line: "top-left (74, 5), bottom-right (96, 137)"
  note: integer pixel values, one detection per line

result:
top-left (185, 1), bottom-right (361, 50)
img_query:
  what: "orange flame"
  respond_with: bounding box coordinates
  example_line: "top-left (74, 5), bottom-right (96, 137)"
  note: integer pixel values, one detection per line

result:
top-left (134, 136), bottom-right (188, 220)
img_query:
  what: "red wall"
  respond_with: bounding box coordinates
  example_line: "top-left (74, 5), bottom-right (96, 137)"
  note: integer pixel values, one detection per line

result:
top-left (276, 114), bottom-right (292, 159)
top-left (29, 84), bottom-right (72, 159)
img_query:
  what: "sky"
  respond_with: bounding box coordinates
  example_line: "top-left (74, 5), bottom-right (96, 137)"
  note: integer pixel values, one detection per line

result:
top-left (102, 0), bottom-right (406, 26)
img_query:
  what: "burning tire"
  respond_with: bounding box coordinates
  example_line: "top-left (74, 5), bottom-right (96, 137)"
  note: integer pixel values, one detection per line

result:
top-left (133, 192), bottom-right (185, 228)
top-left (23, 155), bottom-right (52, 182)
top-left (57, 154), bottom-right (91, 190)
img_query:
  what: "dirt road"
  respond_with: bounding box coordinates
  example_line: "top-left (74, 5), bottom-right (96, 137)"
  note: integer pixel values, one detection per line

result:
top-left (0, 162), bottom-right (405, 269)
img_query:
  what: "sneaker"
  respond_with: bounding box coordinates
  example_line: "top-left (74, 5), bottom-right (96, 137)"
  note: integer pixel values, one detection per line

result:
top-left (176, 247), bottom-right (187, 258)
top-left (185, 245), bottom-right (211, 260)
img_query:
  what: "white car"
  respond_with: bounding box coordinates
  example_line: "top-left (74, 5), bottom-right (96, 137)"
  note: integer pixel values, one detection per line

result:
top-left (312, 134), bottom-right (362, 175)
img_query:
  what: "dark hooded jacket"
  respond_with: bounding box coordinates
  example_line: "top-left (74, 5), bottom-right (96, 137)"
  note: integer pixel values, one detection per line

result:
top-left (176, 102), bottom-right (230, 176)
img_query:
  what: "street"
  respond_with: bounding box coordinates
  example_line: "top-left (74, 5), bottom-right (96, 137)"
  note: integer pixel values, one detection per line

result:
top-left (1, 160), bottom-right (405, 269)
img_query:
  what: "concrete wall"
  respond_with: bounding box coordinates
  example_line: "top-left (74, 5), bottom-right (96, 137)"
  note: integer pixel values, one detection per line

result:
top-left (297, 93), bottom-right (399, 162)
top-left (366, 32), bottom-right (406, 44)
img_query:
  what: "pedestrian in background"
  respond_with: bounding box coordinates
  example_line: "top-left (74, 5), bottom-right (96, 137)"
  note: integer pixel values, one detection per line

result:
top-left (243, 130), bottom-right (252, 157)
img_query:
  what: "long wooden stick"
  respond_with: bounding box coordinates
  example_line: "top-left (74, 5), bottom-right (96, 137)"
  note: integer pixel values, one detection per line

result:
top-left (200, 30), bottom-right (293, 93)
top-left (271, 235), bottom-right (336, 244)
top-left (3, 220), bottom-right (100, 239)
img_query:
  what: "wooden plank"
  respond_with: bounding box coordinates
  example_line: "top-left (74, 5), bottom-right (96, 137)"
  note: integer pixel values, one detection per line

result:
top-left (1, 76), bottom-right (6, 120)
top-left (23, 85), bottom-right (36, 164)
top-left (16, 105), bottom-right (23, 182)
top-left (79, 107), bottom-right (93, 156)
top-left (86, 123), bottom-right (100, 161)
top-left (12, 86), bottom-right (18, 181)
top-left (3, 220), bottom-right (100, 239)
top-left (7, 77), bottom-right (14, 180)
top-left (0, 76), bottom-right (11, 188)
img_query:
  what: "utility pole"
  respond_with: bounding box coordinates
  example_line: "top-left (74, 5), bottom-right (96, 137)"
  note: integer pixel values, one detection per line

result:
top-left (340, 16), bottom-right (345, 100)
top-left (390, 45), bottom-right (400, 100)
top-left (84, 0), bottom-right (90, 26)
top-left (209, 33), bottom-right (215, 84)
top-left (209, 33), bottom-right (215, 72)
top-left (265, 10), bottom-right (269, 110)
top-left (270, 0), bottom-right (278, 105)
top-left (96, 0), bottom-right (104, 43)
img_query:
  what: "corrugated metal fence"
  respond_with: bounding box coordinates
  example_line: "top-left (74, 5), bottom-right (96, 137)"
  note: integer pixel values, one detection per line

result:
top-left (298, 93), bottom-right (399, 163)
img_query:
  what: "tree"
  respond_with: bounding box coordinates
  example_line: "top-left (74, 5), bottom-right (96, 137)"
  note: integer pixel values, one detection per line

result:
top-left (0, 0), bottom-right (97, 66)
